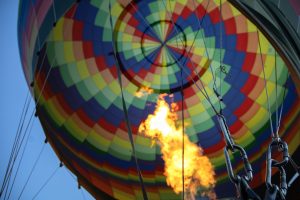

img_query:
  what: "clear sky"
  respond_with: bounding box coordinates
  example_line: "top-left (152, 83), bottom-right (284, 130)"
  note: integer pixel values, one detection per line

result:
top-left (0, 1), bottom-right (93, 199)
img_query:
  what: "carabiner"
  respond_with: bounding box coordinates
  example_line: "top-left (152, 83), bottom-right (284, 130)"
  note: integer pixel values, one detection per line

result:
top-left (266, 159), bottom-right (287, 200)
top-left (267, 138), bottom-right (289, 168)
top-left (224, 144), bottom-right (253, 184)
top-left (217, 114), bottom-right (234, 150)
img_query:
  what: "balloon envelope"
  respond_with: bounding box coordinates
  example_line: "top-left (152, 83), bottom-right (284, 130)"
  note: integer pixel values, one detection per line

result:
top-left (18, 0), bottom-right (300, 199)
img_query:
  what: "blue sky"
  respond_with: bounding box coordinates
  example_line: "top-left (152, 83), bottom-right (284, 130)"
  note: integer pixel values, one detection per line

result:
top-left (0, 1), bottom-right (93, 199)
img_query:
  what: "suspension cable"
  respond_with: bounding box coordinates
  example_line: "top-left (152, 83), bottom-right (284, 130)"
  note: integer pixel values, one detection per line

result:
top-left (4, 47), bottom-right (46, 195)
top-left (190, 0), bottom-right (218, 92)
top-left (276, 73), bottom-right (289, 134)
top-left (167, 0), bottom-right (179, 50)
top-left (17, 144), bottom-right (46, 200)
top-left (123, 0), bottom-right (219, 115)
top-left (1, 48), bottom-right (46, 198)
top-left (69, 169), bottom-right (87, 200)
top-left (0, 92), bottom-right (31, 197)
top-left (219, 0), bottom-right (223, 112)
top-left (166, 40), bottom-right (219, 114)
top-left (6, 120), bottom-right (35, 200)
top-left (162, 0), bottom-right (215, 100)
top-left (1, 49), bottom-right (54, 199)
top-left (1, 51), bottom-right (45, 198)
top-left (2, 105), bottom-right (32, 200)
top-left (164, 1), bottom-right (186, 197)
top-left (65, 168), bottom-right (76, 181)
top-left (31, 165), bottom-right (61, 200)
top-left (257, 30), bottom-right (275, 138)
top-left (181, 74), bottom-right (185, 200)
top-left (177, 4), bottom-right (185, 196)
top-left (277, 74), bottom-right (300, 191)
top-left (5, 54), bottom-right (55, 197)
top-left (128, 2), bottom-right (162, 43)
top-left (65, 166), bottom-right (88, 200)
top-left (161, 3), bottom-right (256, 199)
top-left (275, 50), bottom-right (279, 136)
top-left (80, 189), bottom-right (87, 200)
top-left (134, 0), bottom-right (215, 110)
top-left (129, 0), bottom-right (205, 91)
top-left (161, 0), bottom-right (219, 115)
top-left (261, 34), bottom-right (298, 199)
top-left (108, 2), bottom-right (148, 199)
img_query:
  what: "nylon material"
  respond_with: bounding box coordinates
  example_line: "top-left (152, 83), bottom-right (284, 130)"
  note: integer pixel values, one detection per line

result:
top-left (16, 0), bottom-right (300, 199)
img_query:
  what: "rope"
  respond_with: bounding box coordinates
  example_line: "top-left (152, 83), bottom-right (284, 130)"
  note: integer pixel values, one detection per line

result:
top-left (151, 0), bottom-right (216, 112)
top-left (8, 55), bottom-right (55, 197)
top-left (161, 0), bottom-right (219, 115)
top-left (52, 0), bottom-right (57, 24)
top-left (168, 41), bottom-right (219, 114)
top-left (219, 0), bottom-right (223, 112)
top-left (66, 169), bottom-right (76, 181)
top-left (1, 51), bottom-right (54, 199)
top-left (65, 168), bottom-right (88, 200)
top-left (0, 92), bottom-right (31, 197)
top-left (80, 189), bottom-right (87, 200)
top-left (180, 68), bottom-right (185, 199)
top-left (17, 145), bottom-right (46, 200)
top-left (275, 51), bottom-right (278, 136)
top-left (162, 0), bottom-right (214, 98)
top-left (163, 2), bottom-right (186, 197)
top-left (167, 0), bottom-right (180, 50)
top-left (276, 73), bottom-right (289, 135)
top-left (0, 0), bottom-right (60, 199)
top-left (257, 30), bottom-right (275, 137)
top-left (263, 44), bottom-right (292, 200)
top-left (6, 120), bottom-right (35, 200)
top-left (128, 1), bottom-right (162, 43)
top-left (31, 166), bottom-right (60, 200)
top-left (2, 92), bottom-right (33, 200)
top-left (108, 2), bottom-right (148, 199)
top-left (191, 0), bottom-right (218, 93)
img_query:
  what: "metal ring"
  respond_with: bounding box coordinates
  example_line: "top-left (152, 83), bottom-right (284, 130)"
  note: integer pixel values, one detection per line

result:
top-left (224, 144), bottom-right (253, 183)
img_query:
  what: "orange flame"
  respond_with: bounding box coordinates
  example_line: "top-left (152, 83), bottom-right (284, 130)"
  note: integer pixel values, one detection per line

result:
top-left (139, 96), bottom-right (216, 198)
top-left (135, 86), bottom-right (154, 98)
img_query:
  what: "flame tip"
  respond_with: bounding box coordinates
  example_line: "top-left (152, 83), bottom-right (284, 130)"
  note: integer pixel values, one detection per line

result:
top-left (138, 97), bottom-right (216, 198)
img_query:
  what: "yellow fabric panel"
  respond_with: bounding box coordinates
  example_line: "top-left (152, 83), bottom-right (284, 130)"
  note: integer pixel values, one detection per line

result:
top-left (245, 107), bottom-right (268, 133)
top-left (235, 129), bottom-right (255, 147)
top-left (64, 114), bottom-right (90, 142)
top-left (92, 73), bottom-right (106, 90)
top-left (77, 60), bottom-right (90, 79)
top-left (257, 31), bottom-right (269, 54)
top-left (113, 188), bottom-right (135, 200)
top-left (109, 80), bottom-right (121, 95)
top-left (86, 129), bottom-right (112, 152)
top-left (256, 81), bottom-right (275, 107)
top-left (52, 18), bottom-right (64, 41)
top-left (64, 42), bottom-right (75, 63)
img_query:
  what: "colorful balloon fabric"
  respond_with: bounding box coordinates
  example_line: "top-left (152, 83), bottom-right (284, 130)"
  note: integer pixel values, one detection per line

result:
top-left (18, 0), bottom-right (300, 199)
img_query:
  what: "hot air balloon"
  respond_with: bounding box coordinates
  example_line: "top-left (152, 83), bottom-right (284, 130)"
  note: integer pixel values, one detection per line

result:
top-left (17, 0), bottom-right (299, 199)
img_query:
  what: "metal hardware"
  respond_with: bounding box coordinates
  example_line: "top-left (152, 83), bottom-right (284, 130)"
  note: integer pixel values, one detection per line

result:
top-left (217, 114), bottom-right (234, 150)
top-left (224, 144), bottom-right (253, 183)
top-left (266, 138), bottom-right (289, 168)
